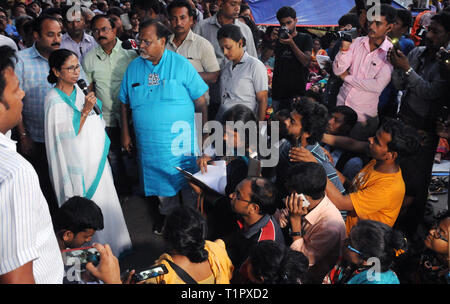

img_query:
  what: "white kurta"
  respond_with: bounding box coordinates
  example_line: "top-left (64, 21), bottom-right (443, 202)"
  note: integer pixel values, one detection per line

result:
top-left (44, 85), bottom-right (132, 257)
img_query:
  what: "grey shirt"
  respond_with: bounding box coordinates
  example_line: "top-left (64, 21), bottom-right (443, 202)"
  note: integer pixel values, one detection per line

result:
top-left (216, 52), bottom-right (268, 120)
top-left (392, 46), bottom-right (448, 131)
top-left (194, 14), bottom-right (258, 69)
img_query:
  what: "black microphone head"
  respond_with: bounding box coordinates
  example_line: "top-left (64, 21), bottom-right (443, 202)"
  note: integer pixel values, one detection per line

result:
top-left (77, 79), bottom-right (87, 90)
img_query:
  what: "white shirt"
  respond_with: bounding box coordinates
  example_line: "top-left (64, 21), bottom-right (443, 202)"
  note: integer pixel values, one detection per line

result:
top-left (0, 133), bottom-right (64, 283)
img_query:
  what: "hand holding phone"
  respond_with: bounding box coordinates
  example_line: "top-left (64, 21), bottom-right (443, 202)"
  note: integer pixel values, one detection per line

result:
top-left (131, 264), bottom-right (169, 283)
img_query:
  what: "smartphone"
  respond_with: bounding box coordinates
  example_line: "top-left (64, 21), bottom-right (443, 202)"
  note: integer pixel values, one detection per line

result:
top-left (61, 246), bottom-right (100, 272)
top-left (298, 193), bottom-right (311, 208)
top-left (132, 264), bottom-right (169, 283)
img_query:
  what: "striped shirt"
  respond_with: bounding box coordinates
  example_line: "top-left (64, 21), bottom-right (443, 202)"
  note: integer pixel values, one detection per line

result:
top-left (60, 32), bottom-right (97, 64)
top-left (0, 133), bottom-right (64, 283)
top-left (15, 45), bottom-right (88, 143)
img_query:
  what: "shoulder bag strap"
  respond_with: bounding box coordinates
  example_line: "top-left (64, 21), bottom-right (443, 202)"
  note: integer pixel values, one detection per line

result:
top-left (164, 259), bottom-right (198, 284)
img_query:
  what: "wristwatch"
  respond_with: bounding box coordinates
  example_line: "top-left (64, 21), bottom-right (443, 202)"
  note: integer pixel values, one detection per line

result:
top-left (289, 228), bottom-right (302, 237)
top-left (405, 67), bottom-right (414, 76)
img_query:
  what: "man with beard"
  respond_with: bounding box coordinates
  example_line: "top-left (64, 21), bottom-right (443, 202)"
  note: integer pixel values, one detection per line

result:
top-left (275, 99), bottom-right (346, 219)
top-left (389, 11), bottom-right (450, 238)
top-left (82, 14), bottom-right (137, 198)
top-left (119, 19), bottom-right (208, 235)
top-left (15, 15), bottom-right (88, 217)
top-left (319, 119), bottom-right (420, 235)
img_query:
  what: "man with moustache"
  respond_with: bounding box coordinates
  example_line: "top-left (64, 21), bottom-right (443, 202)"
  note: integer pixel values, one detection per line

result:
top-left (119, 19), bottom-right (208, 234)
top-left (15, 15), bottom-right (88, 217)
top-left (166, 0), bottom-right (220, 107)
top-left (82, 14), bottom-right (137, 197)
top-left (389, 11), bottom-right (450, 238)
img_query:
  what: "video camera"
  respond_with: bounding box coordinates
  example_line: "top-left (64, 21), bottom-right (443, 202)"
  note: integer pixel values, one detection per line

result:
top-left (332, 28), bottom-right (359, 42)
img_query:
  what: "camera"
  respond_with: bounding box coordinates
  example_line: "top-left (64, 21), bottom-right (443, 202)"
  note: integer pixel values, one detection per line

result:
top-left (279, 26), bottom-right (290, 39)
top-left (335, 28), bottom-right (358, 42)
top-left (438, 48), bottom-right (450, 64)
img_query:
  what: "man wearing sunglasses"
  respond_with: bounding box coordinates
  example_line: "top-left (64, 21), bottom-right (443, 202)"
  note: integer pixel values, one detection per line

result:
top-left (82, 15), bottom-right (137, 199)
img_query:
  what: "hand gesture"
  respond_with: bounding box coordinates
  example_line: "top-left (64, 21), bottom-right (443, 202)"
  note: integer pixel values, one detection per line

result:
top-left (285, 193), bottom-right (309, 219)
top-left (279, 31), bottom-right (294, 46)
top-left (85, 243), bottom-right (122, 284)
top-left (289, 146), bottom-right (318, 163)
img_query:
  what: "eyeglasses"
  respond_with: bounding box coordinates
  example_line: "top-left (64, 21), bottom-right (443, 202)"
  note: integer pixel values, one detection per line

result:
top-left (0, 15), bottom-right (7, 20)
top-left (136, 38), bottom-right (152, 47)
top-left (232, 191), bottom-right (254, 204)
top-left (429, 224), bottom-right (449, 242)
top-left (61, 64), bottom-right (81, 73)
top-left (92, 27), bottom-right (112, 35)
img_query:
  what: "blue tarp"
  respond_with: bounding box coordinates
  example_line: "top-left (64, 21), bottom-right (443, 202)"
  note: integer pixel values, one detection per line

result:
top-left (247, 0), bottom-right (407, 26)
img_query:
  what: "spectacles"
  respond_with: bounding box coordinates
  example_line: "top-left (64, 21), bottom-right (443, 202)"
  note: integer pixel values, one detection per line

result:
top-left (430, 224), bottom-right (449, 242)
top-left (61, 64), bottom-right (81, 73)
top-left (136, 38), bottom-right (152, 47)
top-left (92, 27), bottom-right (112, 35)
top-left (232, 191), bottom-right (254, 204)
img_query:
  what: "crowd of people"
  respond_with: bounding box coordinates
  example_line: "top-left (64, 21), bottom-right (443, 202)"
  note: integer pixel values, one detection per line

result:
top-left (0, 0), bottom-right (449, 285)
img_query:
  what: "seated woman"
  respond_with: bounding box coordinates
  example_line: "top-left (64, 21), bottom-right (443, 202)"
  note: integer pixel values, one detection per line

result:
top-left (142, 206), bottom-right (234, 284)
top-left (323, 220), bottom-right (407, 284)
top-left (309, 38), bottom-right (327, 74)
top-left (414, 212), bottom-right (450, 284)
top-left (246, 240), bottom-right (309, 284)
top-left (193, 104), bottom-right (260, 239)
top-left (44, 49), bottom-right (132, 257)
top-left (216, 24), bottom-right (268, 122)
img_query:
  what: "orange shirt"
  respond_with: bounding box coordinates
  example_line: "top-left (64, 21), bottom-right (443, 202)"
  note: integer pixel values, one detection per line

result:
top-left (346, 160), bottom-right (405, 235)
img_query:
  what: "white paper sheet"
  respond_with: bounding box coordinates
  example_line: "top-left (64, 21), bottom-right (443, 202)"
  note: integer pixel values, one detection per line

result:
top-left (193, 160), bottom-right (227, 195)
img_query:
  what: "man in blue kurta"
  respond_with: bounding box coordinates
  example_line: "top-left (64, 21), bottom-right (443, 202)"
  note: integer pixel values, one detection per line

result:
top-left (119, 19), bottom-right (208, 234)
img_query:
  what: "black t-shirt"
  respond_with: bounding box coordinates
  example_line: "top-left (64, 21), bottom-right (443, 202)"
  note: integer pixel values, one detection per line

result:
top-left (272, 32), bottom-right (313, 101)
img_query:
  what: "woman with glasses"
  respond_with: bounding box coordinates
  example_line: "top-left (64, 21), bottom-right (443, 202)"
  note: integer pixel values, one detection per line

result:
top-left (323, 220), bottom-right (407, 284)
top-left (44, 49), bottom-right (132, 257)
top-left (413, 212), bottom-right (450, 284)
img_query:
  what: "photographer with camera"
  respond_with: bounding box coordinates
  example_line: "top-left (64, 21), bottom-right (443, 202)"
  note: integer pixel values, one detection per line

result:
top-left (333, 3), bottom-right (396, 141)
top-left (389, 11), bottom-right (450, 238)
top-left (270, 6), bottom-right (313, 112)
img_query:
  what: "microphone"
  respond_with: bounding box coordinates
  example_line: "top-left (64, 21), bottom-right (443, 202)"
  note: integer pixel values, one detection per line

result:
top-left (77, 79), bottom-right (101, 115)
top-left (122, 39), bottom-right (139, 53)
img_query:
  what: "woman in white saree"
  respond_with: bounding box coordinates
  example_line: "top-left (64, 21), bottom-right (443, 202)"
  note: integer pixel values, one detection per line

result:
top-left (44, 49), bottom-right (132, 257)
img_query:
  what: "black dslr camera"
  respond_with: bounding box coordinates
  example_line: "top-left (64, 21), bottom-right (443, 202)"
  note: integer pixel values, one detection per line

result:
top-left (279, 25), bottom-right (290, 39)
top-left (334, 28), bottom-right (358, 42)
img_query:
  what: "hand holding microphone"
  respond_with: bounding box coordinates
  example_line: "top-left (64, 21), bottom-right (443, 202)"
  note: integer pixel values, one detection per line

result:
top-left (77, 79), bottom-right (101, 115)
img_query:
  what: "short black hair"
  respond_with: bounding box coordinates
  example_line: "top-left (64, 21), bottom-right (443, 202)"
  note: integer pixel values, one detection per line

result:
top-left (249, 240), bottom-right (309, 284)
top-left (135, 0), bottom-right (162, 14)
top-left (276, 6), bottom-right (296, 21)
top-left (331, 105), bottom-right (358, 130)
top-left (42, 7), bottom-right (62, 17)
top-left (304, 90), bottom-right (322, 104)
top-left (167, 0), bottom-right (195, 17)
top-left (139, 18), bottom-right (172, 43)
top-left (431, 11), bottom-right (450, 32)
top-left (32, 14), bottom-right (60, 34)
top-left (107, 6), bottom-right (124, 18)
top-left (285, 162), bottom-right (327, 200)
top-left (338, 13), bottom-right (359, 28)
top-left (217, 23), bottom-right (246, 46)
top-left (379, 118), bottom-right (420, 162)
top-left (53, 196), bottom-right (104, 235)
top-left (292, 99), bottom-right (329, 145)
top-left (378, 3), bottom-right (397, 24)
top-left (0, 46), bottom-right (17, 109)
top-left (349, 220), bottom-right (408, 272)
top-left (163, 206), bottom-right (209, 263)
top-left (90, 14), bottom-right (115, 29)
top-left (247, 177), bottom-right (277, 215)
top-left (48, 49), bottom-right (78, 84)
top-left (396, 9), bottom-right (412, 29)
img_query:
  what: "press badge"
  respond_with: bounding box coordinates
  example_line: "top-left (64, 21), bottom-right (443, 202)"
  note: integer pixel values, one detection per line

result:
top-left (148, 73), bottom-right (160, 86)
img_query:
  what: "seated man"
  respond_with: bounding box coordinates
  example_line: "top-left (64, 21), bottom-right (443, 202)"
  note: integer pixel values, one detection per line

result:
top-left (276, 99), bottom-right (346, 218)
top-left (316, 118), bottom-right (420, 235)
top-left (325, 105), bottom-right (363, 185)
top-left (53, 196), bottom-right (132, 284)
top-left (282, 162), bottom-right (346, 284)
top-left (224, 177), bottom-right (285, 275)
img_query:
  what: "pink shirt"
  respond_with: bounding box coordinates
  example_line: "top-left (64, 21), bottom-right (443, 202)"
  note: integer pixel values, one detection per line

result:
top-left (290, 195), bottom-right (346, 283)
top-left (333, 36), bottom-right (393, 122)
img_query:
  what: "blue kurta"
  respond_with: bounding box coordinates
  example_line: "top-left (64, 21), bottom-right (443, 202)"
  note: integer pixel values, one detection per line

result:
top-left (119, 50), bottom-right (208, 196)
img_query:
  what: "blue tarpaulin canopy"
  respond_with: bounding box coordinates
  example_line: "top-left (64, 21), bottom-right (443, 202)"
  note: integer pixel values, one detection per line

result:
top-left (247, 0), bottom-right (406, 27)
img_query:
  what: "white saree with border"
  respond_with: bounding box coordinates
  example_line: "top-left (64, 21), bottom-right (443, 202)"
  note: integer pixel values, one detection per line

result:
top-left (44, 84), bottom-right (132, 257)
